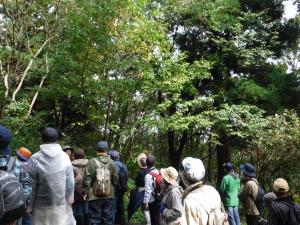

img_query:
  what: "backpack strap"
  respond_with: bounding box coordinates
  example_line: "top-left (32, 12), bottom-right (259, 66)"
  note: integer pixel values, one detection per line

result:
top-left (148, 171), bottom-right (159, 179)
top-left (6, 156), bottom-right (16, 172)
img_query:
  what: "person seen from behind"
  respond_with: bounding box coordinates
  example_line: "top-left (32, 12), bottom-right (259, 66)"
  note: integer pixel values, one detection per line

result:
top-left (238, 163), bottom-right (260, 225)
top-left (72, 149), bottom-right (89, 225)
top-left (263, 178), bottom-right (300, 225)
top-left (63, 146), bottom-right (74, 161)
top-left (28, 127), bottom-right (75, 225)
top-left (159, 166), bottom-right (183, 225)
top-left (110, 150), bottom-right (128, 225)
top-left (143, 154), bottom-right (161, 225)
top-left (0, 125), bottom-right (28, 225)
top-left (181, 157), bottom-right (223, 225)
top-left (83, 141), bottom-right (118, 225)
top-left (220, 162), bottom-right (241, 225)
top-left (16, 147), bottom-right (32, 225)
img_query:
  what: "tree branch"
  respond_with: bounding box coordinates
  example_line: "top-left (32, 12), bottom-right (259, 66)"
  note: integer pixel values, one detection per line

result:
top-left (11, 37), bottom-right (51, 101)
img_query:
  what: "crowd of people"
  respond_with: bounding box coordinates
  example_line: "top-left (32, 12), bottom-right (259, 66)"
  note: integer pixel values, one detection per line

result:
top-left (0, 124), bottom-right (299, 225)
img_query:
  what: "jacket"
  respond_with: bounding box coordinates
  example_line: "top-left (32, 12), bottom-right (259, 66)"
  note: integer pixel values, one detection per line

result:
top-left (28, 143), bottom-right (75, 210)
top-left (143, 167), bottom-right (159, 204)
top-left (72, 158), bottom-right (88, 202)
top-left (84, 153), bottom-right (118, 201)
top-left (220, 172), bottom-right (240, 207)
top-left (267, 197), bottom-right (296, 225)
top-left (161, 184), bottom-right (183, 225)
top-left (182, 183), bottom-right (222, 225)
top-left (238, 178), bottom-right (259, 216)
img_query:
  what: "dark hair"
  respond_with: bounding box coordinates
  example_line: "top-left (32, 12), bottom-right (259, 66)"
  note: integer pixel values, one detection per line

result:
top-left (42, 127), bottom-right (58, 143)
top-left (74, 149), bottom-right (85, 159)
top-left (146, 154), bottom-right (155, 168)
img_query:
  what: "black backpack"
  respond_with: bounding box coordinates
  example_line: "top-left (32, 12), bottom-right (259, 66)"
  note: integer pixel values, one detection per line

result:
top-left (251, 179), bottom-right (265, 216)
top-left (117, 164), bottom-right (128, 192)
top-left (0, 156), bottom-right (26, 224)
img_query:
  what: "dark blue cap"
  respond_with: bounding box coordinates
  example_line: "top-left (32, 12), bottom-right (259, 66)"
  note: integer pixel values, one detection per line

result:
top-left (240, 163), bottom-right (256, 177)
top-left (42, 127), bottom-right (58, 143)
top-left (0, 125), bottom-right (12, 155)
top-left (223, 162), bottom-right (234, 171)
top-left (109, 150), bottom-right (120, 160)
top-left (96, 141), bottom-right (108, 151)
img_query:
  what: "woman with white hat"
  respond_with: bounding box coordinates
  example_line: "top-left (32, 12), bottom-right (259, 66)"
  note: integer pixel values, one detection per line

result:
top-left (159, 167), bottom-right (183, 225)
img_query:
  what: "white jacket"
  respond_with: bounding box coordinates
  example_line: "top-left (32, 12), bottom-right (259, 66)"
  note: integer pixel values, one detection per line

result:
top-left (182, 184), bottom-right (222, 225)
top-left (143, 167), bottom-right (159, 204)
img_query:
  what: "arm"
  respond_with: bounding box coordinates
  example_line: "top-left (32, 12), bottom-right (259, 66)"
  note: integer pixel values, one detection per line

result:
top-left (162, 189), bottom-right (183, 221)
top-left (65, 162), bottom-right (75, 204)
top-left (28, 158), bottom-right (37, 212)
top-left (83, 159), bottom-right (94, 195)
top-left (266, 205), bottom-right (281, 225)
top-left (110, 161), bottom-right (118, 186)
top-left (143, 174), bottom-right (152, 204)
top-left (238, 182), bottom-right (250, 202)
top-left (181, 198), bottom-right (203, 225)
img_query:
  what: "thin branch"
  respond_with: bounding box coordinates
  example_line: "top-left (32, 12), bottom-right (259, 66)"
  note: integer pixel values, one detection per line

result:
top-left (11, 37), bottom-right (52, 101)
top-left (27, 54), bottom-right (49, 116)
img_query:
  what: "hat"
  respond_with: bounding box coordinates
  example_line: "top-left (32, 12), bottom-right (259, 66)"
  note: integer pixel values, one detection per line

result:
top-left (74, 149), bottom-right (85, 159)
top-left (96, 141), bottom-right (108, 151)
top-left (137, 153), bottom-right (147, 168)
top-left (16, 147), bottom-right (32, 161)
top-left (240, 163), bottom-right (256, 178)
top-left (110, 150), bottom-right (120, 160)
top-left (42, 127), bottom-right (58, 143)
top-left (273, 178), bottom-right (290, 193)
top-left (223, 162), bottom-right (234, 171)
top-left (161, 167), bottom-right (178, 185)
top-left (182, 157), bottom-right (205, 182)
top-left (0, 125), bottom-right (12, 155)
top-left (63, 146), bottom-right (74, 152)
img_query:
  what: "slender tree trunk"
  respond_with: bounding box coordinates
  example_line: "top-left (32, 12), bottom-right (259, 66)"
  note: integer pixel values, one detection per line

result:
top-left (216, 135), bottom-right (230, 188)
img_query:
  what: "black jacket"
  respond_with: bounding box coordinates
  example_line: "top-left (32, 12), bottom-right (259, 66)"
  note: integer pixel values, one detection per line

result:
top-left (267, 197), bottom-right (294, 225)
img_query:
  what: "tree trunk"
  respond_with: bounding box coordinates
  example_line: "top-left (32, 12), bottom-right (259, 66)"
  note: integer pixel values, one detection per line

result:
top-left (168, 130), bottom-right (188, 169)
top-left (216, 135), bottom-right (230, 189)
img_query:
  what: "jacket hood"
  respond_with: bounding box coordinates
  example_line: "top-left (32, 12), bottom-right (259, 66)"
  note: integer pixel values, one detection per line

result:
top-left (72, 158), bottom-right (88, 167)
top-left (230, 172), bottom-right (240, 179)
top-left (40, 143), bottom-right (63, 158)
top-left (96, 155), bottom-right (111, 164)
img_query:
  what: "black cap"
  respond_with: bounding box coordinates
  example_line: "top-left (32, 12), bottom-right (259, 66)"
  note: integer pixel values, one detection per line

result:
top-left (146, 154), bottom-right (155, 168)
top-left (42, 127), bottom-right (58, 143)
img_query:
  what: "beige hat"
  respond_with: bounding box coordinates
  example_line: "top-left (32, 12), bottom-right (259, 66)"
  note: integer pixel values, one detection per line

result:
top-left (161, 167), bottom-right (178, 185)
top-left (273, 178), bottom-right (290, 193)
top-left (137, 153), bottom-right (147, 168)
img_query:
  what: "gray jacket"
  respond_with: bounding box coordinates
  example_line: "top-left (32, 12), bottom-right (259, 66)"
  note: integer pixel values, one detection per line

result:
top-left (28, 144), bottom-right (74, 210)
top-left (161, 184), bottom-right (183, 225)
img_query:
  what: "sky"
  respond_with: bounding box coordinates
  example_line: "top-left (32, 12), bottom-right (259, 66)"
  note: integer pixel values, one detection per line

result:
top-left (283, 0), bottom-right (298, 19)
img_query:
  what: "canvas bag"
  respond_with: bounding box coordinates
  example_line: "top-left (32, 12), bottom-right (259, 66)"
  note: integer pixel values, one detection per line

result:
top-left (92, 158), bottom-right (112, 197)
top-left (0, 156), bottom-right (26, 224)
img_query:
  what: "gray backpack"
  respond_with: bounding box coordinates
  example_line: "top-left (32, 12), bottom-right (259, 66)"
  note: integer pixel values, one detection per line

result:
top-left (0, 156), bottom-right (26, 224)
top-left (92, 158), bottom-right (112, 197)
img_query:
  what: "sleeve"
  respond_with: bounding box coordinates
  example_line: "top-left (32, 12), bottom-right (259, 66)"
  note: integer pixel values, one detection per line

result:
top-left (162, 189), bottom-right (183, 221)
top-left (238, 182), bottom-right (250, 202)
top-left (143, 174), bottom-right (152, 204)
top-left (65, 161), bottom-right (75, 204)
top-left (220, 177), bottom-right (227, 194)
top-left (83, 159), bottom-right (94, 194)
top-left (111, 161), bottom-right (119, 186)
top-left (28, 158), bottom-right (37, 212)
top-left (181, 198), bottom-right (203, 225)
top-left (267, 205), bottom-right (281, 225)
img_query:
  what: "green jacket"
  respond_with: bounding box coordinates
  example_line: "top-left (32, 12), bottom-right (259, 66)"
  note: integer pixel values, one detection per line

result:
top-left (220, 172), bottom-right (240, 207)
top-left (84, 154), bottom-right (118, 201)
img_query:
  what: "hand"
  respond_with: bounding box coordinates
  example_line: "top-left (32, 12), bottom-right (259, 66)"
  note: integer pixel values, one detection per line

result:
top-left (143, 203), bottom-right (149, 211)
top-left (83, 194), bottom-right (87, 201)
top-left (159, 203), bottom-right (167, 214)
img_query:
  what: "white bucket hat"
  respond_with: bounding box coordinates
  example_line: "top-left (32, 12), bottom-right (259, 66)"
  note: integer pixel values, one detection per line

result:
top-left (182, 157), bottom-right (205, 182)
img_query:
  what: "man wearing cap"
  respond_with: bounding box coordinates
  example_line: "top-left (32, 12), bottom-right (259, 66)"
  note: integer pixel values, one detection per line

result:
top-left (238, 163), bottom-right (260, 225)
top-left (159, 167), bottom-right (183, 225)
top-left (28, 127), bottom-right (75, 225)
top-left (16, 147), bottom-right (32, 225)
top-left (84, 141), bottom-right (118, 225)
top-left (63, 146), bottom-right (74, 161)
top-left (264, 178), bottom-right (300, 225)
top-left (110, 150), bottom-right (128, 225)
top-left (181, 157), bottom-right (223, 225)
top-left (143, 154), bottom-right (161, 225)
top-left (72, 149), bottom-right (89, 225)
top-left (220, 162), bottom-right (241, 225)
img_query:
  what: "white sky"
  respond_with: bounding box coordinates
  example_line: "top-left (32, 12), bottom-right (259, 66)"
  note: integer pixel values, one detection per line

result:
top-left (283, 0), bottom-right (298, 19)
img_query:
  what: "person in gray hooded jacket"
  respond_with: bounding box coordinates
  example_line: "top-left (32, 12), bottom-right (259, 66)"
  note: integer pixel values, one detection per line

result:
top-left (28, 127), bottom-right (75, 225)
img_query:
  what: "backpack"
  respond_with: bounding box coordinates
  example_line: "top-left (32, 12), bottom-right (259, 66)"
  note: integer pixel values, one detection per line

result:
top-left (250, 179), bottom-right (265, 216)
top-left (92, 158), bottom-right (112, 197)
top-left (117, 164), bottom-right (128, 192)
top-left (0, 156), bottom-right (26, 224)
top-left (148, 170), bottom-right (162, 201)
top-left (206, 206), bottom-right (230, 225)
top-left (281, 202), bottom-right (300, 225)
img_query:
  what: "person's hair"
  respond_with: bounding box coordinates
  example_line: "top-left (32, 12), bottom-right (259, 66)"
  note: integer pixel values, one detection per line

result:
top-left (146, 154), bottom-right (155, 168)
